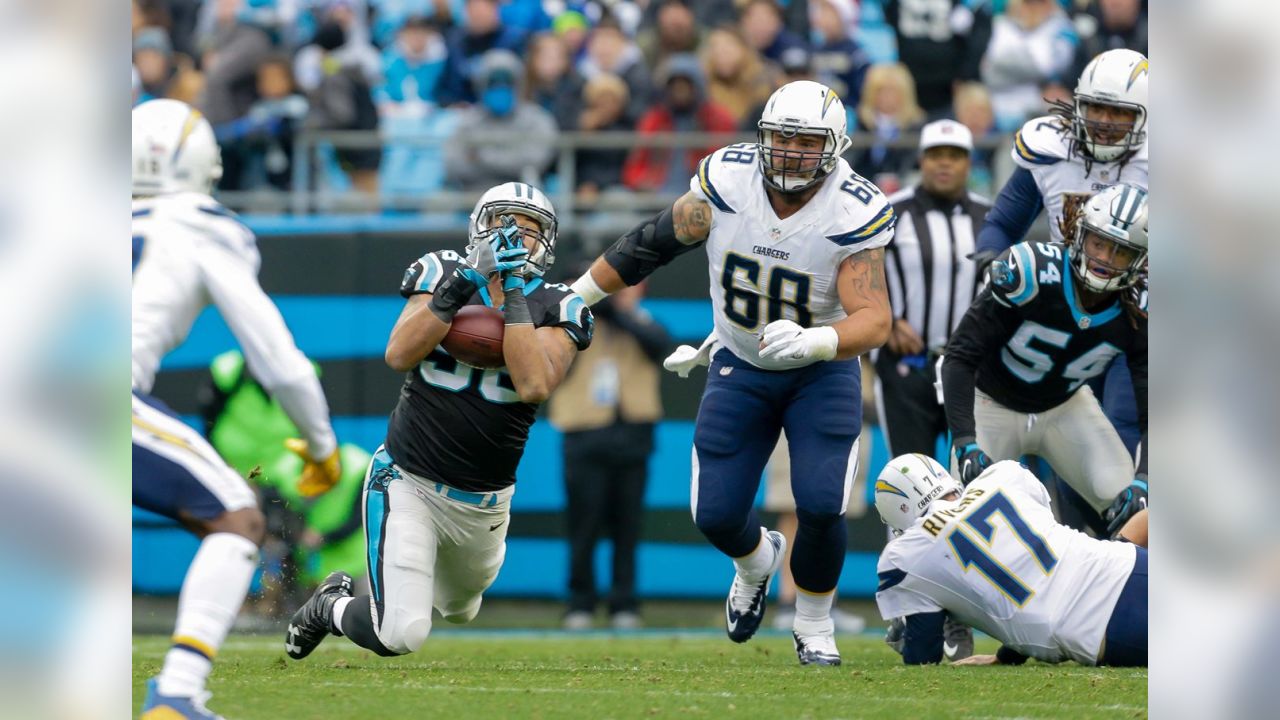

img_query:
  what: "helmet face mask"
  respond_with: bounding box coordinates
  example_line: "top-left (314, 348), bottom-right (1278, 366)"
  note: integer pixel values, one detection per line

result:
top-left (756, 80), bottom-right (852, 194)
top-left (1068, 183), bottom-right (1149, 294)
top-left (1073, 96), bottom-right (1147, 163)
top-left (467, 183), bottom-right (558, 278)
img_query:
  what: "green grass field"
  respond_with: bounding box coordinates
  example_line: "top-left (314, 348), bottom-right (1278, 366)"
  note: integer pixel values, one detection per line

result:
top-left (133, 631), bottom-right (1147, 719)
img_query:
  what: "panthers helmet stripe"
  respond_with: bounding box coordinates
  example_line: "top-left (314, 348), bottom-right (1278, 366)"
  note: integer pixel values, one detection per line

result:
top-left (697, 155), bottom-right (735, 214)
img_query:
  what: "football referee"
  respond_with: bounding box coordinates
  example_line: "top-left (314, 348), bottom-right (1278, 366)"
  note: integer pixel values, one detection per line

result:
top-left (875, 119), bottom-right (991, 460)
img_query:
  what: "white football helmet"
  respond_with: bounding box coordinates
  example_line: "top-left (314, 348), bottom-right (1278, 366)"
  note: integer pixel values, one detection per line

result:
top-left (467, 182), bottom-right (558, 278)
top-left (757, 80), bottom-right (853, 193)
top-left (1073, 49), bottom-right (1148, 162)
top-left (874, 454), bottom-right (963, 535)
top-left (1069, 182), bottom-right (1149, 293)
top-left (132, 99), bottom-right (222, 196)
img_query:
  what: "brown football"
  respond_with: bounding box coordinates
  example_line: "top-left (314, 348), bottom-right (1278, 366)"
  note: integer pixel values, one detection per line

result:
top-left (442, 305), bottom-right (505, 368)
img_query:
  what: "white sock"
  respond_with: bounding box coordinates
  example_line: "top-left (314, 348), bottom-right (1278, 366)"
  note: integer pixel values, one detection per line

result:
top-left (157, 532), bottom-right (258, 698)
top-left (331, 596), bottom-right (353, 635)
top-left (794, 588), bottom-right (835, 634)
top-left (732, 528), bottom-right (775, 581)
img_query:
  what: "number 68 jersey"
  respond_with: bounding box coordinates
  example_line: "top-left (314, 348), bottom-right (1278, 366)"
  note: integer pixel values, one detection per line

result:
top-left (689, 144), bottom-right (896, 370)
top-left (876, 461), bottom-right (1138, 665)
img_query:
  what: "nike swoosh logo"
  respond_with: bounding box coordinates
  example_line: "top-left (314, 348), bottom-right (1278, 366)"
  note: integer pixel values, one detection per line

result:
top-left (726, 611), bottom-right (740, 632)
top-left (944, 641), bottom-right (959, 657)
top-left (489, 520), bottom-right (505, 532)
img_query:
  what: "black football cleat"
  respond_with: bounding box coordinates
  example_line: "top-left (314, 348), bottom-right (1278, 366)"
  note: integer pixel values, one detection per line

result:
top-left (285, 571), bottom-right (353, 660)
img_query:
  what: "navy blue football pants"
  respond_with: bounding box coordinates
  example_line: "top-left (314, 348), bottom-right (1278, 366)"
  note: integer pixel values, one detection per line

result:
top-left (691, 349), bottom-right (861, 594)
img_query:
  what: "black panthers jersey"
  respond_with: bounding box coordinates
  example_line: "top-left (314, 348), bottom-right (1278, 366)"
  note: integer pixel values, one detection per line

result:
top-left (943, 240), bottom-right (1147, 440)
top-left (385, 249), bottom-right (593, 492)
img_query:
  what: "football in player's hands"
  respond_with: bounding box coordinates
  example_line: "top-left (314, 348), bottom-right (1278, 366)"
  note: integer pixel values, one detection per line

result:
top-left (442, 305), bottom-right (505, 368)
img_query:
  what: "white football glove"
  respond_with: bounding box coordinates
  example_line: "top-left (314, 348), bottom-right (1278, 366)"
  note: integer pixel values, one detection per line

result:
top-left (663, 332), bottom-right (718, 378)
top-left (757, 319), bottom-right (838, 366)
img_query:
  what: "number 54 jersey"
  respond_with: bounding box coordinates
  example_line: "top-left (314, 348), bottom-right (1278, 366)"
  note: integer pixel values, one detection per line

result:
top-left (876, 461), bottom-right (1138, 665)
top-left (688, 144), bottom-right (896, 370)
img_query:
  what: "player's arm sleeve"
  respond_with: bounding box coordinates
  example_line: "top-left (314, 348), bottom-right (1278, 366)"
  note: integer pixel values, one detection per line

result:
top-left (975, 168), bottom-right (1044, 260)
top-left (200, 245), bottom-right (337, 459)
top-left (942, 289), bottom-right (1020, 440)
top-left (544, 291), bottom-right (595, 351)
top-left (901, 611), bottom-right (947, 665)
top-left (399, 251), bottom-right (458, 298)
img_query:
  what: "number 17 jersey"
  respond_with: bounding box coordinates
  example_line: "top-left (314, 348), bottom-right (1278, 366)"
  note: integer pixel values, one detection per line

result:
top-left (688, 144), bottom-right (896, 371)
top-left (876, 461), bottom-right (1138, 665)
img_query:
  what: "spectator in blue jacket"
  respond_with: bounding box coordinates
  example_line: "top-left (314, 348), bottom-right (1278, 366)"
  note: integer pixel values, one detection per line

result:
top-left (434, 0), bottom-right (528, 106)
top-left (375, 16), bottom-right (448, 111)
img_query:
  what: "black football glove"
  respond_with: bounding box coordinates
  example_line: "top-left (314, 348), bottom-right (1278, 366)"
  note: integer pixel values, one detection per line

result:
top-left (428, 262), bottom-right (486, 323)
top-left (953, 437), bottom-right (993, 485)
top-left (1104, 474), bottom-right (1148, 536)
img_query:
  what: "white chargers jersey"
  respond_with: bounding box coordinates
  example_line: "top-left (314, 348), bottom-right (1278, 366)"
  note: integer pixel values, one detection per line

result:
top-left (132, 192), bottom-right (337, 458)
top-left (1012, 115), bottom-right (1149, 244)
top-left (688, 144), bottom-right (895, 370)
top-left (875, 461), bottom-right (1137, 665)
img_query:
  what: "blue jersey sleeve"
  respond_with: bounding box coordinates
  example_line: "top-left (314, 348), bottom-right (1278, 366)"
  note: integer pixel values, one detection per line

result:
top-left (976, 168), bottom-right (1044, 258)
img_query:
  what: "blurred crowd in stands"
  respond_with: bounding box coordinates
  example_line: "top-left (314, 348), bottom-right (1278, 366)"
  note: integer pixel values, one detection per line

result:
top-left (132, 0), bottom-right (1147, 200)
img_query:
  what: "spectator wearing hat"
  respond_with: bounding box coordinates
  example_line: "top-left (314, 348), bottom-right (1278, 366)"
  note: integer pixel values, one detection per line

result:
top-left (621, 53), bottom-right (735, 193)
top-left (443, 49), bottom-right (559, 190)
top-left (434, 0), bottom-right (528, 107)
top-left (874, 119), bottom-right (992, 462)
top-left (701, 28), bottom-right (776, 126)
top-left (376, 15), bottom-right (449, 111)
top-left (809, 0), bottom-right (871, 105)
top-left (553, 10), bottom-right (591, 61)
top-left (133, 27), bottom-right (175, 103)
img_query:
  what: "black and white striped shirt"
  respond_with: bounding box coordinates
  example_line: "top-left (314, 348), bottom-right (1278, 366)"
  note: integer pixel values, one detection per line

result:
top-left (884, 186), bottom-right (993, 351)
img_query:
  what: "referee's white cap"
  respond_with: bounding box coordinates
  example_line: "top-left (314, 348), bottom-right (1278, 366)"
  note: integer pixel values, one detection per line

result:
top-left (919, 119), bottom-right (973, 154)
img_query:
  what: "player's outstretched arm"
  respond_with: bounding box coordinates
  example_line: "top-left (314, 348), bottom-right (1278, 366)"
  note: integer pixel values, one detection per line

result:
top-left (830, 246), bottom-right (894, 359)
top-left (385, 294), bottom-right (453, 372)
top-left (502, 324), bottom-right (578, 404)
top-left (571, 191), bottom-right (712, 306)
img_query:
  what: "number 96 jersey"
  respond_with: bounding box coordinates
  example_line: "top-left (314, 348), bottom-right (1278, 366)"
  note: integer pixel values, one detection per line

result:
top-left (689, 144), bottom-right (896, 370)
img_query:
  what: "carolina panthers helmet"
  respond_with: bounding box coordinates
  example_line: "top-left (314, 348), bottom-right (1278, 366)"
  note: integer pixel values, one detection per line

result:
top-left (467, 182), bottom-right (558, 278)
top-left (757, 80), bottom-right (853, 193)
top-left (874, 454), bottom-right (963, 535)
top-left (132, 99), bottom-right (223, 196)
top-left (1069, 182), bottom-right (1149, 293)
top-left (1072, 49), bottom-right (1148, 162)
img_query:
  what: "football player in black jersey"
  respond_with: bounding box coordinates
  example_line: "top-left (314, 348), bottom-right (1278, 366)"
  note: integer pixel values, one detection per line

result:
top-left (941, 183), bottom-right (1148, 536)
top-left (283, 182), bottom-right (593, 661)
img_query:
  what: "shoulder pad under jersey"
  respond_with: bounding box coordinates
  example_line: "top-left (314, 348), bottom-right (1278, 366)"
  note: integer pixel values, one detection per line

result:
top-left (1011, 115), bottom-right (1071, 169)
top-left (823, 163), bottom-right (896, 249)
top-left (400, 249), bottom-right (465, 297)
top-left (533, 280), bottom-right (594, 351)
top-left (989, 240), bottom-right (1067, 308)
top-left (687, 143), bottom-right (760, 215)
